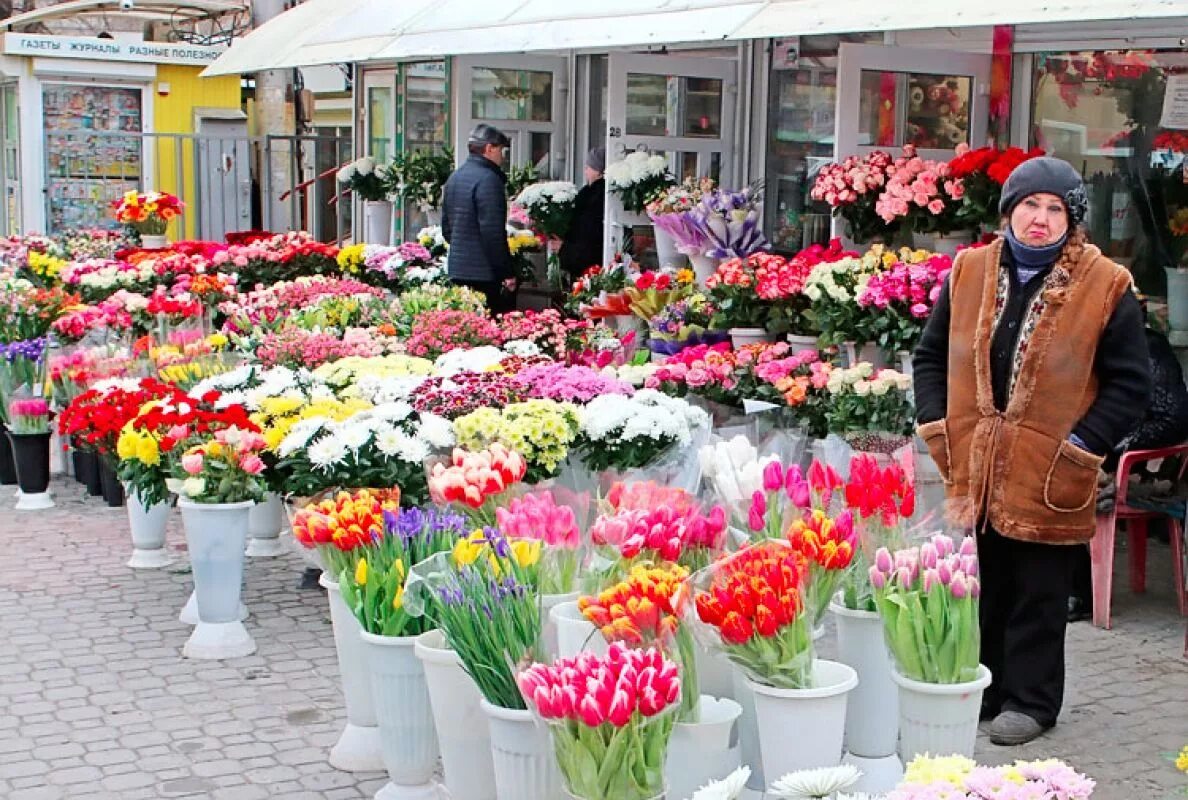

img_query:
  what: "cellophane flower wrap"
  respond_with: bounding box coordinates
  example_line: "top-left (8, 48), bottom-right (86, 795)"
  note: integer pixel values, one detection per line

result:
top-left (843, 452), bottom-right (916, 611)
top-left (0, 338), bottom-right (48, 425)
top-left (683, 539), bottom-right (814, 689)
top-left (578, 563), bottom-right (701, 722)
top-left (427, 443), bottom-right (528, 529)
top-left (338, 502), bottom-right (469, 637)
top-left (690, 183), bottom-right (768, 260)
top-left (495, 487), bottom-right (589, 594)
top-left (646, 177), bottom-right (717, 256)
top-left (289, 487), bottom-right (402, 576)
top-left (870, 528), bottom-right (981, 684)
top-left (518, 644), bottom-right (681, 800)
top-left (887, 755), bottom-right (1095, 799)
top-left (623, 268), bottom-right (694, 322)
top-left (575, 389), bottom-right (710, 473)
top-left (8, 395), bottom-right (50, 434)
top-left (403, 527), bottom-right (542, 709)
top-left (699, 434), bottom-right (781, 531)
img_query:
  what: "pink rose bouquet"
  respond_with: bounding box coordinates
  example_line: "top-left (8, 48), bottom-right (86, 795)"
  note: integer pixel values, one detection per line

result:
top-left (811, 150), bottom-right (899, 242)
top-left (855, 250), bottom-right (952, 355)
top-left (874, 144), bottom-right (964, 235)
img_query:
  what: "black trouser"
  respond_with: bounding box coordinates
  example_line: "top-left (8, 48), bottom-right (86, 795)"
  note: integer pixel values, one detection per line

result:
top-left (978, 526), bottom-right (1077, 728)
top-left (451, 278), bottom-right (514, 315)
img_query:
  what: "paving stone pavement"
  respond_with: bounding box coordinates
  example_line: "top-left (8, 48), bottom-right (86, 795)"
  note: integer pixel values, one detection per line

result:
top-left (0, 478), bottom-right (1185, 800)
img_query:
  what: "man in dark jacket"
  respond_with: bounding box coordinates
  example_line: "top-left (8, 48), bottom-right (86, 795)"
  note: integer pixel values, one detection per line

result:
top-left (443, 124), bottom-right (514, 313)
top-left (559, 147), bottom-right (607, 281)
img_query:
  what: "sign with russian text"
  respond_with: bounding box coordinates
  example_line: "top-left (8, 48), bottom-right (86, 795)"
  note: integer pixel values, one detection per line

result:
top-left (2, 33), bottom-right (225, 67)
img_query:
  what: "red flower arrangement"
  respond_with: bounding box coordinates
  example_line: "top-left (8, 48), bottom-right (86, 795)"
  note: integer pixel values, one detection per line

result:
top-left (57, 378), bottom-right (182, 455)
top-left (947, 143), bottom-right (1045, 227)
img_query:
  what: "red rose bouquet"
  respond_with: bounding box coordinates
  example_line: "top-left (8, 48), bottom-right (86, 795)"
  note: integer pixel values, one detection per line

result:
top-left (947, 143), bottom-right (1045, 228)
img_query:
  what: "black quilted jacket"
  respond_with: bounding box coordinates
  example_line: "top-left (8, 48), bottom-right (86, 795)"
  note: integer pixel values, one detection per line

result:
top-left (441, 155), bottom-right (511, 283)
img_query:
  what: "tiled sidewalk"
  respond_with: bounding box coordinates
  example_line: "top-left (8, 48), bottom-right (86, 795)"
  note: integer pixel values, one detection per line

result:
top-left (0, 479), bottom-right (1185, 799)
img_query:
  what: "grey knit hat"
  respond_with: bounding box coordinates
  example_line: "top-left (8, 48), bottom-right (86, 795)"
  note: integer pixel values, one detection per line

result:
top-left (585, 147), bottom-right (606, 174)
top-left (998, 156), bottom-right (1087, 226)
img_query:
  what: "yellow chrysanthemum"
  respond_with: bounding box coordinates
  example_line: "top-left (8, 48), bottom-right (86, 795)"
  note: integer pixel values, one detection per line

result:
top-left (135, 435), bottom-right (160, 467)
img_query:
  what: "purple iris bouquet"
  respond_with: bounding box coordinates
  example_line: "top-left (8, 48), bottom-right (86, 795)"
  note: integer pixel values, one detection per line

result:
top-left (514, 363), bottom-right (634, 404)
top-left (691, 183), bottom-right (769, 259)
top-left (648, 294), bottom-right (728, 356)
top-left (0, 337), bottom-right (47, 426)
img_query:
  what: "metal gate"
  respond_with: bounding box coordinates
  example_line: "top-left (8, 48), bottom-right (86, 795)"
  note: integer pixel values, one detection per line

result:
top-left (41, 129), bottom-right (352, 242)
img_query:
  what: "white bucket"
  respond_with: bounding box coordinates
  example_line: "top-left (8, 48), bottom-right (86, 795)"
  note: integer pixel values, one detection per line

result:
top-left (695, 644), bottom-right (735, 701)
top-left (729, 327), bottom-right (775, 349)
top-left (321, 574), bottom-right (384, 772)
top-left (830, 597), bottom-right (898, 758)
top-left (748, 660), bottom-right (858, 776)
top-left (125, 487), bottom-right (173, 569)
top-left (540, 591), bottom-right (578, 661)
top-left (664, 696), bottom-right (742, 800)
top-left (893, 664), bottom-right (992, 762)
top-left (731, 666), bottom-right (765, 791)
top-left (246, 492), bottom-right (287, 557)
top-left (178, 499), bottom-right (255, 660)
top-left (481, 700), bottom-right (563, 800)
top-left (549, 601), bottom-right (608, 660)
top-left (689, 253), bottom-right (719, 284)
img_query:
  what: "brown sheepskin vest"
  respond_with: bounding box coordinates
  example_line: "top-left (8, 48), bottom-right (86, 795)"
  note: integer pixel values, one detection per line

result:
top-left (918, 238), bottom-right (1133, 544)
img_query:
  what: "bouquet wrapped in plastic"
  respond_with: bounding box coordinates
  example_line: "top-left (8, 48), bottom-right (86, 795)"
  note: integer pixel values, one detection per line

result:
top-left (495, 486), bottom-right (590, 595)
top-left (841, 451), bottom-right (917, 611)
top-left (427, 443), bottom-right (527, 528)
top-left (682, 539), bottom-right (814, 689)
top-left (518, 644), bottom-right (681, 800)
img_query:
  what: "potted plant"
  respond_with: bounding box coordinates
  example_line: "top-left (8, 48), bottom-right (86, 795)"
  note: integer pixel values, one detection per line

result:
top-left (405, 530), bottom-right (558, 800)
top-left (337, 156), bottom-right (392, 245)
top-left (165, 420), bottom-right (269, 660)
top-left (605, 150), bottom-right (674, 216)
top-left (112, 190), bottom-right (183, 249)
top-left (7, 396), bottom-right (53, 509)
top-left (388, 147), bottom-right (454, 226)
top-left (518, 644), bottom-right (683, 800)
top-left (115, 404), bottom-right (180, 570)
top-left (336, 499), bottom-right (467, 797)
top-left (870, 531), bottom-right (990, 761)
top-left (686, 540), bottom-right (857, 778)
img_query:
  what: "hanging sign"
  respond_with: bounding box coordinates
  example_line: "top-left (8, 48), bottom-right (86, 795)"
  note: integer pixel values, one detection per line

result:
top-left (1159, 73), bottom-right (1188, 131)
top-left (2, 33), bottom-right (225, 66)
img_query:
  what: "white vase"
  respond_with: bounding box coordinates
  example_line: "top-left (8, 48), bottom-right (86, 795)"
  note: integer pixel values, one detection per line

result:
top-left (689, 253), bottom-right (718, 283)
top-left (912, 231), bottom-right (970, 257)
top-left (695, 644), bottom-right (735, 701)
top-left (842, 340), bottom-right (888, 369)
top-left (363, 199), bottom-right (394, 245)
top-left (653, 227), bottom-right (686, 268)
top-left (894, 664), bottom-right (992, 762)
top-left (549, 601), bottom-right (608, 660)
top-left (786, 333), bottom-right (820, 353)
top-left (731, 667), bottom-right (765, 791)
top-left (179, 590), bottom-right (248, 626)
top-left (843, 752), bottom-right (905, 795)
top-left (830, 597), bottom-right (898, 759)
top-left (125, 487), bottom-right (173, 569)
top-left (729, 327), bottom-right (775, 349)
top-left (481, 700), bottom-right (563, 800)
top-left (321, 574), bottom-right (385, 772)
top-left (748, 660), bottom-right (858, 776)
top-left (177, 499), bottom-right (256, 660)
top-left (540, 591), bottom-right (578, 661)
top-left (415, 630), bottom-right (497, 800)
top-left (140, 233), bottom-right (168, 249)
top-left (246, 492), bottom-right (287, 557)
top-left (360, 631), bottom-right (441, 799)
top-left (665, 696), bottom-right (742, 800)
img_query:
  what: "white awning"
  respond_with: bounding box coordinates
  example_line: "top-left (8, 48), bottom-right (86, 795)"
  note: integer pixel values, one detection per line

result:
top-left (203, 0), bottom-right (1188, 77)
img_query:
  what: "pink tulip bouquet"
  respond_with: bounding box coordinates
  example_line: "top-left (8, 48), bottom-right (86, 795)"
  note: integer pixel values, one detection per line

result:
top-left (518, 644), bottom-right (681, 800)
top-left (870, 532), bottom-right (981, 683)
top-left (495, 488), bottom-right (588, 594)
top-left (427, 443), bottom-right (528, 529)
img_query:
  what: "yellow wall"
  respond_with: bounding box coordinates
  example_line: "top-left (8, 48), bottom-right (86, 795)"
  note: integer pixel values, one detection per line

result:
top-left (152, 65), bottom-right (240, 239)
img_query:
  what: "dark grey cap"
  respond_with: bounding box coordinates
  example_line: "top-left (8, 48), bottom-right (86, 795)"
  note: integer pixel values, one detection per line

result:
top-left (467, 123), bottom-right (511, 148)
top-left (998, 156), bottom-right (1087, 226)
top-left (585, 147), bottom-right (606, 173)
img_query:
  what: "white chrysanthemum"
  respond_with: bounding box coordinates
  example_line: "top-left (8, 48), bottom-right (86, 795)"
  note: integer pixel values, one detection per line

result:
top-left (392, 431), bottom-right (431, 464)
top-left (307, 433), bottom-right (349, 469)
top-left (93, 377), bottom-right (143, 394)
top-left (373, 424), bottom-right (404, 457)
top-left (690, 765), bottom-right (751, 800)
top-left (277, 418), bottom-right (326, 458)
top-left (515, 180), bottom-right (578, 208)
top-left (768, 765), bottom-right (861, 799)
top-left (338, 422), bottom-right (373, 451)
top-left (417, 414), bottom-right (455, 449)
top-left (503, 339), bottom-right (542, 357)
top-left (309, 384), bottom-right (336, 402)
top-left (368, 401), bottom-right (414, 423)
top-left (215, 390), bottom-right (249, 410)
top-left (355, 156), bottom-right (376, 175)
top-left (433, 346), bottom-right (508, 376)
top-left (336, 163), bottom-right (357, 183)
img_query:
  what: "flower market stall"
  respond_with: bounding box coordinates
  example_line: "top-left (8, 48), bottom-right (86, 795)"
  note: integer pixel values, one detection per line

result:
top-left (0, 151), bottom-right (1112, 800)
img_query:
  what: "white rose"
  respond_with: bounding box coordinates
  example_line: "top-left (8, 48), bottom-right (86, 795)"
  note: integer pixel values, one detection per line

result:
top-left (182, 477), bottom-right (206, 498)
top-left (854, 380), bottom-right (871, 396)
top-left (856, 362), bottom-right (875, 379)
top-left (869, 379), bottom-right (891, 396)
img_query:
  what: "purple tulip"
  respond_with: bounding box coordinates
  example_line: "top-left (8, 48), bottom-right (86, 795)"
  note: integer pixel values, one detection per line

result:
top-left (950, 572), bottom-right (968, 599)
top-left (923, 568), bottom-right (940, 593)
top-left (869, 565), bottom-right (886, 590)
top-left (874, 546), bottom-right (894, 574)
top-left (961, 554), bottom-right (979, 577)
top-left (959, 535), bottom-right (977, 557)
top-left (920, 542), bottom-right (939, 570)
top-left (896, 566), bottom-right (914, 588)
top-left (968, 576), bottom-right (981, 598)
top-left (933, 533), bottom-right (955, 559)
top-left (937, 559), bottom-right (953, 586)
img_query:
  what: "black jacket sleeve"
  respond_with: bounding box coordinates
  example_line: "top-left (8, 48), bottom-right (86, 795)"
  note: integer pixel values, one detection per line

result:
top-left (912, 276), bottom-right (951, 425)
top-left (441, 177), bottom-right (453, 243)
top-left (559, 181), bottom-right (606, 279)
top-left (1073, 290), bottom-right (1152, 455)
top-left (475, 173), bottom-right (511, 281)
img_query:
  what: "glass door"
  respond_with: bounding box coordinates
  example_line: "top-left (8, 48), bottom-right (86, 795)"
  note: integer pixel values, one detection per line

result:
top-left (605, 52), bottom-right (737, 266)
top-left (363, 70), bottom-right (396, 163)
top-left (1, 83), bottom-right (19, 236)
top-left (455, 54), bottom-right (569, 180)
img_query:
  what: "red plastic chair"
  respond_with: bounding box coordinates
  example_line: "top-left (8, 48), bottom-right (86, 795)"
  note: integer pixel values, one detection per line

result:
top-left (1090, 445), bottom-right (1188, 629)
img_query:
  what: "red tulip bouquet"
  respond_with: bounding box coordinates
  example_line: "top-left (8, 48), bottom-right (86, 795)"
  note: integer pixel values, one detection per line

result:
top-left (518, 644), bottom-right (681, 800)
top-left (427, 442), bottom-right (527, 528)
top-left (684, 539), bottom-right (814, 689)
top-left (841, 452), bottom-right (917, 611)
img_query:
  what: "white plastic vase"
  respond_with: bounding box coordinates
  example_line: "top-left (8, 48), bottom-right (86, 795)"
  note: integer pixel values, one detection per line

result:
top-left (363, 200), bottom-right (394, 245)
top-left (830, 597), bottom-right (898, 758)
top-left (178, 499), bottom-right (256, 660)
top-left (321, 574), bottom-right (384, 772)
top-left (140, 233), bottom-right (168, 249)
top-left (415, 630), bottom-right (496, 800)
top-left (786, 333), bottom-right (820, 353)
top-left (844, 752), bottom-right (905, 795)
top-left (842, 341), bottom-right (887, 370)
top-left (549, 601), bottom-right (608, 660)
top-left (695, 644), bottom-right (735, 701)
top-left (912, 231), bottom-right (969, 257)
top-left (748, 660), bottom-right (858, 777)
top-left (729, 327), bottom-right (775, 349)
top-left (653, 227), bottom-right (685, 268)
top-left (1167, 268), bottom-right (1188, 331)
top-left (246, 492), bottom-right (287, 557)
top-left (689, 253), bottom-right (718, 284)
top-left (664, 696), bottom-right (742, 800)
top-left (125, 486), bottom-right (173, 569)
top-left (360, 631), bottom-right (442, 800)
top-left (481, 700), bottom-right (563, 800)
top-left (894, 664), bottom-right (992, 762)
top-left (540, 591), bottom-right (578, 661)
top-left (731, 667), bottom-right (765, 791)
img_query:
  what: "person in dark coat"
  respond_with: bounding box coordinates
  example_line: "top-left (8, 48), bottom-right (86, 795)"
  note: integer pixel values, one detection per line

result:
top-left (559, 147), bottom-right (607, 281)
top-left (442, 124), bottom-right (515, 313)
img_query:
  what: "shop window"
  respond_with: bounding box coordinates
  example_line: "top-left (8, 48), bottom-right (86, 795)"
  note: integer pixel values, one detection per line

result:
top-left (401, 61), bottom-right (448, 237)
top-left (625, 74), bottom-right (723, 138)
top-left (1031, 51), bottom-right (1188, 295)
top-left (367, 85), bottom-right (394, 162)
top-left (43, 84), bottom-right (142, 233)
top-left (471, 68), bottom-right (552, 122)
top-left (764, 34), bottom-right (881, 253)
top-left (857, 71), bottom-right (972, 150)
